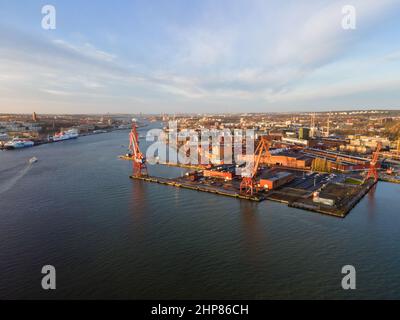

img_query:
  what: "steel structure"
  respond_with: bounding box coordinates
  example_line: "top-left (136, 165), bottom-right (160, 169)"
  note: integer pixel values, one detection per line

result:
top-left (129, 123), bottom-right (148, 177)
top-left (398, 139), bottom-right (400, 155)
top-left (240, 137), bottom-right (270, 195)
top-left (365, 142), bottom-right (382, 183)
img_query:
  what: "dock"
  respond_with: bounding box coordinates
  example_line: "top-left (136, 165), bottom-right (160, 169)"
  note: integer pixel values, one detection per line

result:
top-left (129, 175), bottom-right (263, 202)
top-left (129, 174), bottom-right (377, 218)
top-left (289, 180), bottom-right (376, 217)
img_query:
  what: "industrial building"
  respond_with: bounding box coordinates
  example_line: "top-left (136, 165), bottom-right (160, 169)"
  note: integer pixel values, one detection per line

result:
top-left (203, 169), bottom-right (233, 180)
top-left (303, 148), bottom-right (372, 172)
top-left (308, 138), bottom-right (348, 150)
top-left (259, 171), bottom-right (295, 190)
top-left (238, 150), bottom-right (313, 169)
top-left (260, 151), bottom-right (313, 169)
top-left (299, 127), bottom-right (310, 140)
top-left (202, 164), bottom-right (236, 180)
top-left (313, 192), bottom-right (336, 206)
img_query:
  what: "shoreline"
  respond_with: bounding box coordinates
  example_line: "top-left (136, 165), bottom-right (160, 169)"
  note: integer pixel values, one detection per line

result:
top-left (0, 127), bottom-right (131, 151)
top-left (129, 174), bottom-right (376, 218)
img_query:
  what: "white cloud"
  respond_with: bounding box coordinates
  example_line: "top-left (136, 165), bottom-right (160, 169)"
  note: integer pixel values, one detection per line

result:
top-left (0, 0), bottom-right (399, 113)
top-left (384, 51), bottom-right (400, 61)
top-left (53, 40), bottom-right (117, 62)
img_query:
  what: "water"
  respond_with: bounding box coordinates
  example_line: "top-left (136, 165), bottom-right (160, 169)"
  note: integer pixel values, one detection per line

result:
top-left (0, 127), bottom-right (399, 299)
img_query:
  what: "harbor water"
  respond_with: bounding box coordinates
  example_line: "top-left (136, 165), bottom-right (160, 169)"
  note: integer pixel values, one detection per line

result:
top-left (0, 126), bottom-right (399, 299)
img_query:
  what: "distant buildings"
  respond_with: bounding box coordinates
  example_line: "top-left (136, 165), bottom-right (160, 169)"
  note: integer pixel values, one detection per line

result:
top-left (299, 127), bottom-right (310, 140)
top-left (340, 135), bottom-right (391, 153)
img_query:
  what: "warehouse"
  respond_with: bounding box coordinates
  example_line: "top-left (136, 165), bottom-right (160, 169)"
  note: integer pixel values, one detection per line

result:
top-left (260, 151), bottom-right (313, 169)
top-left (203, 170), bottom-right (233, 180)
top-left (259, 171), bottom-right (295, 190)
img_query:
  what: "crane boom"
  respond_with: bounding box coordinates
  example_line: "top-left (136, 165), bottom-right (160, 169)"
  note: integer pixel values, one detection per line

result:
top-left (240, 137), bottom-right (270, 195)
top-left (129, 123), bottom-right (148, 177)
top-left (364, 142), bottom-right (381, 183)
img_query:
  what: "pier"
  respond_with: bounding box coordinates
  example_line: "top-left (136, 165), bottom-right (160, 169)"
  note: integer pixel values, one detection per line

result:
top-left (130, 175), bottom-right (264, 202)
top-left (130, 174), bottom-right (376, 218)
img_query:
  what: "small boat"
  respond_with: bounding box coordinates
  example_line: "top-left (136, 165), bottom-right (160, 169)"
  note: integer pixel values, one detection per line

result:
top-left (119, 153), bottom-right (133, 161)
top-left (29, 157), bottom-right (38, 164)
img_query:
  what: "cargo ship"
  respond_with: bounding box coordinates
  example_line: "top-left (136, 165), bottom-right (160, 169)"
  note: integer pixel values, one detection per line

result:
top-left (53, 129), bottom-right (79, 142)
top-left (4, 138), bottom-right (35, 149)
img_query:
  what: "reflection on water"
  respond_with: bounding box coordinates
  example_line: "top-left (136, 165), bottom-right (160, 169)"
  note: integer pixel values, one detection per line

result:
top-left (366, 184), bottom-right (377, 219)
top-left (130, 180), bottom-right (148, 232)
top-left (240, 202), bottom-right (265, 265)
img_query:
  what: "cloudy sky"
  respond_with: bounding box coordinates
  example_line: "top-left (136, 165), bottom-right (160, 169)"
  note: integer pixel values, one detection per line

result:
top-left (1, 0), bottom-right (400, 114)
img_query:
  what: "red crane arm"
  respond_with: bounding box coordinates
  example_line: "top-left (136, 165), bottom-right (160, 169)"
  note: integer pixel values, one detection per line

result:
top-left (129, 123), bottom-right (148, 177)
top-left (251, 138), bottom-right (270, 178)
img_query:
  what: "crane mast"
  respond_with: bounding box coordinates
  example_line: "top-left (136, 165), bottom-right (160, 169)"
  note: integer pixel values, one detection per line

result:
top-left (129, 123), bottom-right (148, 177)
top-left (365, 142), bottom-right (381, 183)
top-left (240, 137), bottom-right (270, 195)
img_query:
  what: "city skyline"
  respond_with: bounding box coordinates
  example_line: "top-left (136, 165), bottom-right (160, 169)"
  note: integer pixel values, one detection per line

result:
top-left (1, 0), bottom-right (400, 114)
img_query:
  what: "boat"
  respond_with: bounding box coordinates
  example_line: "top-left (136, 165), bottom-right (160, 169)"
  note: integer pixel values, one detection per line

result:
top-left (53, 129), bottom-right (79, 142)
top-left (119, 153), bottom-right (134, 161)
top-left (4, 138), bottom-right (34, 149)
top-left (0, 133), bottom-right (9, 140)
top-left (29, 157), bottom-right (38, 164)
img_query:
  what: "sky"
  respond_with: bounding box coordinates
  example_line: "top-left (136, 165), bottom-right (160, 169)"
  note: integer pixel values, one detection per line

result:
top-left (0, 0), bottom-right (400, 114)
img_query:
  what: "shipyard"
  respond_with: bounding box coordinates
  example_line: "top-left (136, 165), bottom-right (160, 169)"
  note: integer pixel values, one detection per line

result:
top-left (3, 110), bottom-right (400, 218)
top-left (123, 110), bottom-right (400, 218)
top-left (3, 0), bottom-right (400, 303)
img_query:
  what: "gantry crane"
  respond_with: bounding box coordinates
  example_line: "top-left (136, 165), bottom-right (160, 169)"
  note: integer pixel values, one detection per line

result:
top-left (129, 122), bottom-right (148, 177)
top-left (364, 142), bottom-right (382, 183)
top-left (240, 137), bottom-right (271, 195)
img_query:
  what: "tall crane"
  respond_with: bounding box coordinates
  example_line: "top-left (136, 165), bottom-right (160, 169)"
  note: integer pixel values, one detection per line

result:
top-left (397, 139), bottom-right (400, 155)
top-left (310, 113), bottom-right (316, 138)
top-left (364, 142), bottom-right (382, 183)
top-left (326, 112), bottom-right (330, 137)
top-left (129, 122), bottom-right (148, 177)
top-left (240, 137), bottom-right (270, 195)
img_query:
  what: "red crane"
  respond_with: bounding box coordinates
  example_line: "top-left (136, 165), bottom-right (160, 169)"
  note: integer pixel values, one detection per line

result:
top-left (365, 142), bottom-right (382, 183)
top-left (240, 137), bottom-right (270, 195)
top-left (129, 122), bottom-right (148, 177)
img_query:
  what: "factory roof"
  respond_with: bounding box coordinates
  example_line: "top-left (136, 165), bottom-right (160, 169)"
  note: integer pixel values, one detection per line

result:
top-left (260, 171), bottom-right (294, 181)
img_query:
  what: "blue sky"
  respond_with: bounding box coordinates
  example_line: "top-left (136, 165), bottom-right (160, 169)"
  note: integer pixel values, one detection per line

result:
top-left (1, 0), bottom-right (400, 114)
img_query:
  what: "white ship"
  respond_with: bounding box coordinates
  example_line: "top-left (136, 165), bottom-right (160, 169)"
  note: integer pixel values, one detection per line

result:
top-left (53, 129), bottom-right (79, 142)
top-left (4, 138), bottom-right (34, 149)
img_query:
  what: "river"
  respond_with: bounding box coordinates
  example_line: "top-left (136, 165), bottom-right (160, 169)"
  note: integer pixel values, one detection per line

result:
top-left (0, 125), bottom-right (399, 299)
